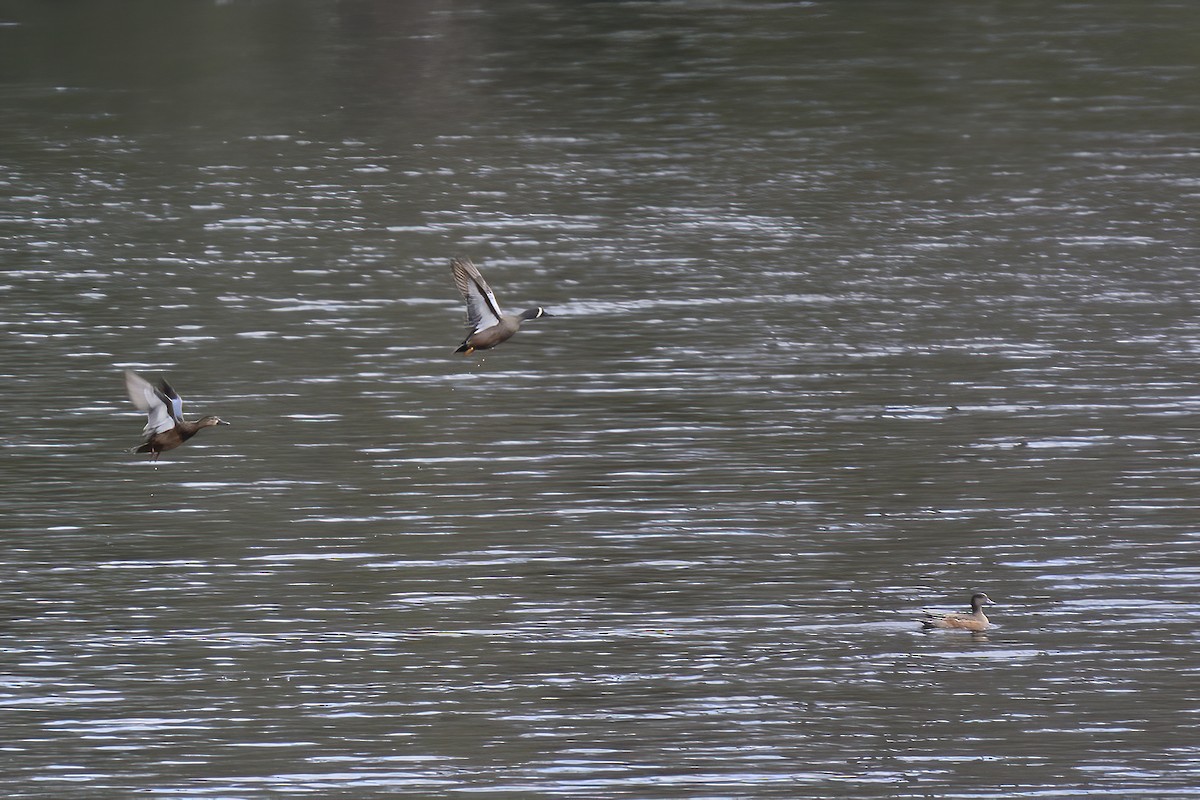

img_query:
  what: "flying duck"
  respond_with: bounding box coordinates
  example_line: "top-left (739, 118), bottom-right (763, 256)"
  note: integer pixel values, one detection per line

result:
top-left (124, 369), bottom-right (229, 461)
top-left (920, 593), bottom-right (995, 632)
top-left (450, 256), bottom-right (549, 355)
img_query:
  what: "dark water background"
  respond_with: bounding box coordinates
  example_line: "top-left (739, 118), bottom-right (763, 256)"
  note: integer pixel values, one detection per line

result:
top-left (3, 1), bottom-right (1200, 797)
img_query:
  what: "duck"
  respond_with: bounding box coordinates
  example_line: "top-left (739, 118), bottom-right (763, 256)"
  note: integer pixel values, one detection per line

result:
top-left (124, 369), bottom-right (229, 461)
top-left (920, 592), bottom-right (995, 632)
top-left (450, 256), bottom-right (549, 355)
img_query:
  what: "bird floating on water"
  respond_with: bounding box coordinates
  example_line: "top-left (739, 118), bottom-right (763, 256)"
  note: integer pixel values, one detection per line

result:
top-left (124, 369), bottom-right (229, 461)
top-left (450, 256), bottom-right (549, 355)
top-left (920, 592), bottom-right (995, 632)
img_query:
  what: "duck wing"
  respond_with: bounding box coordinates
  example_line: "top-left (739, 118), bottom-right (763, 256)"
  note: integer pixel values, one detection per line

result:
top-left (124, 369), bottom-right (180, 436)
top-left (451, 257), bottom-right (503, 333)
top-left (156, 378), bottom-right (185, 422)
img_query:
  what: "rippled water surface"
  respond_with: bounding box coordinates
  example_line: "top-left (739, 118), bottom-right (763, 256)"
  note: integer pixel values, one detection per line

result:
top-left (3, 1), bottom-right (1200, 797)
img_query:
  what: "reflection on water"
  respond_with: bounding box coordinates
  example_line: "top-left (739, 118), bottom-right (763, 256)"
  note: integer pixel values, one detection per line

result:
top-left (4, 0), bottom-right (1200, 796)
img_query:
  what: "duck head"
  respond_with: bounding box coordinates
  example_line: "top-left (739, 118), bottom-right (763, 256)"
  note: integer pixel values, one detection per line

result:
top-left (970, 593), bottom-right (994, 610)
top-left (519, 307), bottom-right (550, 321)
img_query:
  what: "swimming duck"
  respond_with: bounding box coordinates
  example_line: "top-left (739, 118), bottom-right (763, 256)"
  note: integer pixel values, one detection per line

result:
top-left (450, 256), bottom-right (549, 355)
top-left (920, 592), bottom-right (995, 632)
top-left (124, 369), bottom-right (229, 461)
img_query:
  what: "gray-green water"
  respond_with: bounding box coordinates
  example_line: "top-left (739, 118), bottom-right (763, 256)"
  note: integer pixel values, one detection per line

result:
top-left (3, 1), bottom-right (1200, 797)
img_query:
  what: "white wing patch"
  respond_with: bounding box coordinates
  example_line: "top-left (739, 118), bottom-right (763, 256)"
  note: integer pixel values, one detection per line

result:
top-left (451, 258), bottom-right (504, 333)
top-left (125, 370), bottom-right (179, 436)
top-left (464, 275), bottom-right (503, 332)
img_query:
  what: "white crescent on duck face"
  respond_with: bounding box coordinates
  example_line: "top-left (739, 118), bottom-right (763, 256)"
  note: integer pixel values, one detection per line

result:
top-left (450, 257), bottom-right (550, 355)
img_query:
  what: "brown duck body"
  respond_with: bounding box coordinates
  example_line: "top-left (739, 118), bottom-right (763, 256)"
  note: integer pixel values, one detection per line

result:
top-left (124, 370), bottom-right (229, 461)
top-left (450, 257), bottom-right (548, 355)
top-left (921, 593), bottom-right (995, 632)
top-left (134, 417), bottom-right (227, 459)
top-left (456, 311), bottom-right (544, 355)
